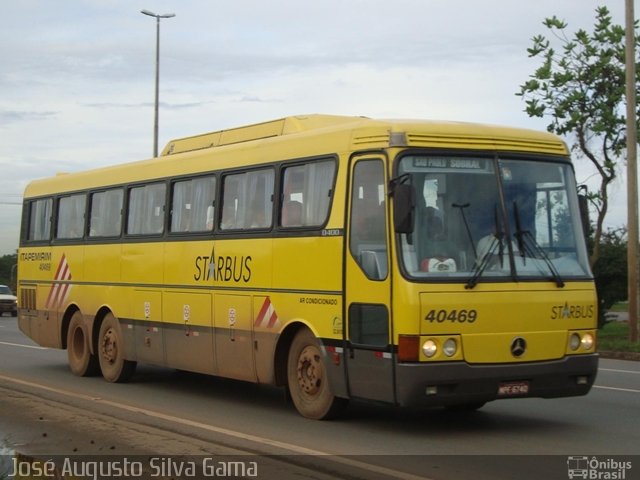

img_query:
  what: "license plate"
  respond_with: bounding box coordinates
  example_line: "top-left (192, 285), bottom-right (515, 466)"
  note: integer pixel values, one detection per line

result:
top-left (498, 381), bottom-right (530, 397)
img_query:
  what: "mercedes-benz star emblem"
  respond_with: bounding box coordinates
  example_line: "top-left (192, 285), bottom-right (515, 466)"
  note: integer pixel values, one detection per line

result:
top-left (510, 337), bottom-right (527, 357)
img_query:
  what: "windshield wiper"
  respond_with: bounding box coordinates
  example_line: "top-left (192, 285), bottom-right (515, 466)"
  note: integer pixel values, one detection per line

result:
top-left (512, 202), bottom-right (565, 288)
top-left (465, 235), bottom-right (501, 289)
top-left (452, 203), bottom-right (477, 259)
top-left (466, 205), bottom-right (504, 289)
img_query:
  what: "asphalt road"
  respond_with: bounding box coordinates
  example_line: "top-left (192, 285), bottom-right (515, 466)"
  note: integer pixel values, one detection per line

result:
top-left (0, 315), bottom-right (639, 480)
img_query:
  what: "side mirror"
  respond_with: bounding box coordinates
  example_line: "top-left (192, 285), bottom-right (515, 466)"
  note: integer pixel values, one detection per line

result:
top-left (578, 193), bottom-right (590, 239)
top-left (392, 183), bottom-right (416, 234)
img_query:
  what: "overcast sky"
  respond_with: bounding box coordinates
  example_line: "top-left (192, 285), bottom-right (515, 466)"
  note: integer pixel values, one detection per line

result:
top-left (0, 0), bottom-right (636, 255)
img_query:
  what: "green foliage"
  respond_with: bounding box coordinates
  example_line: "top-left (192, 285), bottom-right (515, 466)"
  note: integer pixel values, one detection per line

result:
top-left (598, 321), bottom-right (640, 353)
top-left (609, 301), bottom-right (629, 312)
top-left (517, 6), bottom-right (640, 266)
top-left (592, 227), bottom-right (628, 326)
top-left (0, 254), bottom-right (17, 290)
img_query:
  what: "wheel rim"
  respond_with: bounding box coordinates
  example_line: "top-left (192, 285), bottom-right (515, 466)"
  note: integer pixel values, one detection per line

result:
top-left (101, 327), bottom-right (118, 366)
top-left (296, 345), bottom-right (323, 397)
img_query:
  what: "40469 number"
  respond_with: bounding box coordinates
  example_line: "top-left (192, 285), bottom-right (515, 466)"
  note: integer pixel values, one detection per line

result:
top-left (425, 309), bottom-right (478, 323)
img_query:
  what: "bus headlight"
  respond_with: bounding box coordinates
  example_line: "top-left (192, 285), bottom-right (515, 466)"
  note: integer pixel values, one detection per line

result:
top-left (568, 331), bottom-right (595, 353)
top-left (443, 338), bottom-right (457, 357)
top-left (569, 333), bottom-right (581, 351)
top-left (581, 333), bottom-right (594, 350)
top-left (422, 340), bottom-right (438, 358)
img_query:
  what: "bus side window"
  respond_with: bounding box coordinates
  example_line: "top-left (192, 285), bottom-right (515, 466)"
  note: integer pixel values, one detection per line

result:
top-left (349, 303), bottom-right (389, 347)
top-left (27, 198), bottom-right (53, 241)
top-left (280, 159), bottom-right (336, 228)
top-left (170, 175), bottom-right (216, 233)
top-left (89, 188), bottom-right (123, 237)
top-left (220, 169), bottom-right (273, 230)
top-left (247, 170), bottom-right (273, 229)
top-left (56, 194), bottom-right (86, 239)
top-left (127, 183), bottom-right (166, 235)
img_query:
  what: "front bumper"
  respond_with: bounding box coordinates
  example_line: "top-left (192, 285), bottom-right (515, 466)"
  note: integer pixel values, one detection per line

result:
top-left (0, 302), bottom-right (17, 313)
top-left (395, 354), bottom-right (598, 407)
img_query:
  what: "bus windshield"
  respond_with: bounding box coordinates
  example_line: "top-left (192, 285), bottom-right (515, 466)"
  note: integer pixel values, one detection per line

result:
top-left (396, 155), bottom-right (591, 285)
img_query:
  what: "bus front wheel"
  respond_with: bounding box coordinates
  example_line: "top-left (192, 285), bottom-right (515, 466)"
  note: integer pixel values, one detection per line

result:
top-left (67, 311), bottom-right (100, 377)
top-left (287, 328), bottom-right (346, 420)
top-left (98, 313), bottom-right (136, 383)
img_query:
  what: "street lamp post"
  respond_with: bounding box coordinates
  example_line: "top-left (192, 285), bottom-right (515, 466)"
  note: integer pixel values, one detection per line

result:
top-left (141, 9), bottom-right (175, 158)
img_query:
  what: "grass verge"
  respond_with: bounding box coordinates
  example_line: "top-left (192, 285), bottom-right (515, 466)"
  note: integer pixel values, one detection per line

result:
top-left (598, 321), bottom-right (640, 354)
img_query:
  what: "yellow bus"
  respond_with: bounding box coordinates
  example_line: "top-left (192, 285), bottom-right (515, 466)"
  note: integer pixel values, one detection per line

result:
top-left (17, 115), bottom-right (598, 419)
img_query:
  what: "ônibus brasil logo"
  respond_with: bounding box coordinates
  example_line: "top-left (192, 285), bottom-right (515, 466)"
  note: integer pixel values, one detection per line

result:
top-left (567, 456), bottom-right (632, 479)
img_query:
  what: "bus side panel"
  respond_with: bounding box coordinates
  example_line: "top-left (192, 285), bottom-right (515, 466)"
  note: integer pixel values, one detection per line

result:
top-left (131, 289), bottom-right (164, 365)
top-left (18, 247), bottom-right (64, 349)
top-left (120, 241), bottom-right (166, 365)
top-left (271, 236), bottom-right (347, 396)
top-left (252, 295), bottom-right (280, 384)
top-left (18, 285), bottom-right (61, 348)
top-left (214, 293), bottom-right (256, 382)
top-left (163, 291), bottom-right (215, 375)
top-left (83, 243), bottom-right (123, 348)
top-left (210, 237), bottom-right (271, 382)
top-left (163, 240), bottom-right (217, 375)
top-left (271, 236), bottom-right (343, 333)
top-left (83, 243), bottom-right (122, 306)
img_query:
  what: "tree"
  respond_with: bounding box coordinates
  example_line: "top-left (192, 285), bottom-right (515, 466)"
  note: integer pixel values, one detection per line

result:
top-left (592, 227), bottom-right (628, 327)
top-left (0, 254), bottom-right (17, 290)
top-left (517, 6), bottom-right (640, 266)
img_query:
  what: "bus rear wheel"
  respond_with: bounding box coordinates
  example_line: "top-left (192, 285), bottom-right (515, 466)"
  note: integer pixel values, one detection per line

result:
top-left (67, 311), bottom-right (100, 377)
top-left (287, 328), bottom-right (346, 420)
top-left (98, 313), bottom-right (136, 383)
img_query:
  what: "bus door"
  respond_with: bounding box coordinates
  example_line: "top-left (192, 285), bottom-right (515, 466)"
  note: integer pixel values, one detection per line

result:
top-left (345, 155), bottom-right (394, 403)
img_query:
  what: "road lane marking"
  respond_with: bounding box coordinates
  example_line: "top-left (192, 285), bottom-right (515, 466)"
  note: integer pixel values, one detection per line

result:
top-left (0, 373), bottom-right (430, 480)
top-left (599, 368), bottom-right (640, 375)
top-left (0, 341), bottom-right (47, 350)
top-left (593, 385), bottom-right (640, 394)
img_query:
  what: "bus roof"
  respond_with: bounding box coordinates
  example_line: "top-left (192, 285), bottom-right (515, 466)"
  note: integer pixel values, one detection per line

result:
top-left (160, 114), bottom-right (567, 157)
top-left (24, 114), bottom-right (569, 198)
top-left (160, 114), bottom-right (363, 156)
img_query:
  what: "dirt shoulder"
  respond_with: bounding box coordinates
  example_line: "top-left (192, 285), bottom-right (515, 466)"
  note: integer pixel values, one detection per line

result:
top-left (0, 386), bottom-right (375, 480)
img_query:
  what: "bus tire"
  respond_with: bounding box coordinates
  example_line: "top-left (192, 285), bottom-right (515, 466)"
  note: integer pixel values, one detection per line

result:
top-left (67, 311), bottom-right (100, 377)
top-left (287, 328), bottom-right (346, 420)
top-left (98, 313), bottom-right (136, 383)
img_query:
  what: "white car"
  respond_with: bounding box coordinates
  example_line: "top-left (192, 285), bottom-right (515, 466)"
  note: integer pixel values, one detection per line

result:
top-left (0, 285), bottom-right (17, 317)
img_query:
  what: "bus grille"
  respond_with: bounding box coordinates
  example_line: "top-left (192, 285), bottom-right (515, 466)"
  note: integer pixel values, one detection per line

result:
top-left (20, 288), bottom-right (36, 310)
